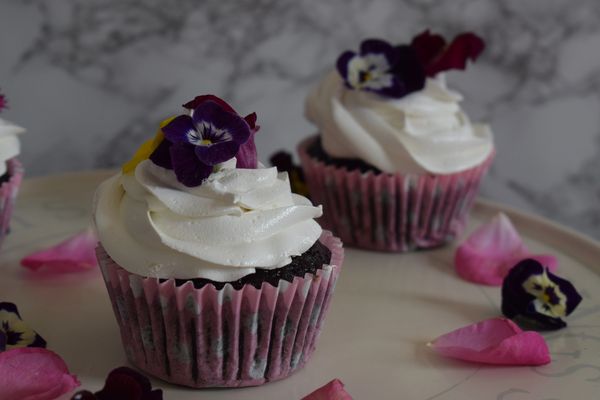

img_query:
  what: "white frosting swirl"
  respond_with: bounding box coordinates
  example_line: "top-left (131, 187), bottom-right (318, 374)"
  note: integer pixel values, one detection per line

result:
top-left (306, 71), bottom-right (494, 174)
top-left (0, 118), bottom-right (25, 176)
top-left (94, 159), bottom-right (323, 281)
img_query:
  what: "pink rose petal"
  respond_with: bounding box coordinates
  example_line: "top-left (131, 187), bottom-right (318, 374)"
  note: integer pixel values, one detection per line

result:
top-left (455, 213), bottom-right (557, 285)
top-left (21, 229), bottom-right (98, 273)
top-left (429, 318), bottom-right (551, 366)
top-left (0, 348), bottom-right (80, 400)
top-left (302, 379), bottom-right (353, 400)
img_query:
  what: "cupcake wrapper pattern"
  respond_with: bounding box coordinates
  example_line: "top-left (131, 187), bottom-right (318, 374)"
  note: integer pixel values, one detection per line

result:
top-left (0, 158), bottom-right (24, 250)
top-left (298, 136), bottom-right (494, 252)
top-left (98, 231), bottom-right (344, 388)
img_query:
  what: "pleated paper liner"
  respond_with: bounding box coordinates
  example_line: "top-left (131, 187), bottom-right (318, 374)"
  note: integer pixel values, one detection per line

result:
top-left (98, 231), bottom-right (344, 388)
top-left (0, 158), bottom-right (24, 250)
top-left (298, 135), bottom-right (494, 252)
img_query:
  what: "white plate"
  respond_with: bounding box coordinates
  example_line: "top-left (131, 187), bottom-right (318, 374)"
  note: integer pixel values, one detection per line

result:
top-left (1, 171), bottom-right (599, 400)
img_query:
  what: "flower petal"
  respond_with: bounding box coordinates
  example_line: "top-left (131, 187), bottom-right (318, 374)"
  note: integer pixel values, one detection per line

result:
top-left (0, 92), bottom-right (7, 113)
top-left (429, 318), bottom-right (551, 366)
top-left (502, 259), bottom-right (582, 330)
top-left (21, 229), bottom-right (98, 273)
top-left (243, 112), bottom-right (259, 131)
top-left (191, 101), bottom-right (250, 145)
top-left (149, 140), bottom-right (173, 170)
top-left (410, 30), bottom-right (447, 68)
top-left (426, 32), bottom-right (485, 77)
top-left (301, 379), bottom-right (353, 400)
top-left (94, 367), bottom-right (163, 400)
top-left (182, 94), bottom-right (236, 114)
top-left (387, 45), bottom-right (425, 96)
top-left (236, 130), bottom-right (258, 169)
top-left (455, 213), bottom-right (557, 286)
top-left (170, 143), bottom-right (212, 187)
top-left (161, 115), bottom-right (196, 144)
top-left (335, 51), bottom-right (356, 88)
top-left (0, 348), bottom-right (80, 400)
top-left (194, 140), bottom-right (240, 166)
top-left (0, 302), bottom-right (47, 350)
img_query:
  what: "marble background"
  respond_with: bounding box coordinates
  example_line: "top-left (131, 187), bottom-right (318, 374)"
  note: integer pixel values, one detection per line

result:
top-left (1, 0), bottom-right (600, 239)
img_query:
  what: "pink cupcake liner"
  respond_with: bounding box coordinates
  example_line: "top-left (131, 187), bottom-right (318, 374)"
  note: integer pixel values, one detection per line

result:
top-left (0, 158), bottom-right (24, 250)
top-left (98, 231), bottom-right (344, 388)
top-left (298, 136), bottom-right (494, 252)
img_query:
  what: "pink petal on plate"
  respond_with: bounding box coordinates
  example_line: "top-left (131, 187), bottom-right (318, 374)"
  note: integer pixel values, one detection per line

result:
top-left (0, 347), bottom-right (80, 400)
top-left (302, 379), bottom-right (353, 400)
top-left (429, 318), bottom-right (551, 366)
top-left (21, 228), bottom-right (98, 273)
top-left (455, 213), bottom-right (557, 286)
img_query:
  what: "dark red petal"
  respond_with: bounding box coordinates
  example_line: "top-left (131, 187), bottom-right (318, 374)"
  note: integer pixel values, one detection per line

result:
top-left (96, 367), bottom-right (162, 400)
top-left (426, 32), bottom-right (485, 76)
top-left (0, 93), bottom-right (7, 113)
top-left (410, 29), bottom-right (446, 67)
top-left (236, 130), bottom-right (258, 169)
top-left (183, 94), bottom-right (236, 114)
top-left (244, 112), bottom-right (258, 130)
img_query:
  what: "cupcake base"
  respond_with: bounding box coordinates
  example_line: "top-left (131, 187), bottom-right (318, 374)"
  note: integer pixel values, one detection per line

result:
top-left (98, 231), bottom-right (343, 388)
top-left (0, 158), bottom-right (24, 250)
top-left (298, 136), bottom-right (494, 252)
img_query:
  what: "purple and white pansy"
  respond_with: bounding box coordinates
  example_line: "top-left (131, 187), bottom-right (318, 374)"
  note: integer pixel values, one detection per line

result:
top-left (337, 39), bottom-right (425, 99)
top-left (149, 95), bottom-right (259, 187)
top-left (502, 259), bottom-right (582, 330)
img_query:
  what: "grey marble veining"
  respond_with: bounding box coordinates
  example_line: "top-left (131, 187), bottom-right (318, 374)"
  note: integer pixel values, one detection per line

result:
top-left (1, 0), bottom-right (600, 239)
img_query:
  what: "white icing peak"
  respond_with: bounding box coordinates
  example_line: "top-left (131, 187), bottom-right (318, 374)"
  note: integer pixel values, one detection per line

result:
top-left (94, 159), bottom-right (323, 281)
top-left (305, 71), bottom-right (494, 174)
top-left (0, 118), bottom-right (25, 176)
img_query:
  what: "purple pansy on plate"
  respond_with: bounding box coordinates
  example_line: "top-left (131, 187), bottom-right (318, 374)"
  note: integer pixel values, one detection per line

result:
top-left (150, 95), bottom-right (258, 187)
top-left (71, 366), bottom-right (162, 400)
top-left (336, 39), bottom-right (425, 98)
top-left (0, 302), bottom-right (47, 351)
top-left (502, 259), bottom-right (582, 330)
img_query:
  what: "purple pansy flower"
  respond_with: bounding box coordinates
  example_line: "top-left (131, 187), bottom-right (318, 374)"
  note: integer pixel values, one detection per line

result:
top-left (502, 259), bottom-right (582, 330)
top-left (0, 302), bottom-right (46, 352)
top-left (71, 366), bottom-right (162, 400)
top-left (336, 38), bottom-right (425, 98)
top-left (149, 95), bottom-right (258, 187)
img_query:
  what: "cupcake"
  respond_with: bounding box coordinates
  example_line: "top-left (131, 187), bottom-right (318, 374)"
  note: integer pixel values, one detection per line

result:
top-left (93, 95), bottom-right (344, 388)
top-left (299, 31), bottom-right (495, 251)
top-left (0, 93), bottom-right (25, 250)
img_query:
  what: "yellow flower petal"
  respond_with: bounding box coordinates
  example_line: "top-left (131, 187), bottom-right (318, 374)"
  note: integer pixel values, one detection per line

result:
top-left (0, 310), bottom-right (36, 349)
top-left (122, 116), bottom-right (176, 174)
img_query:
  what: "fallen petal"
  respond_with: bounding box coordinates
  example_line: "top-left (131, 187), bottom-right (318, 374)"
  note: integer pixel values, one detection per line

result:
top-left (0, 302), bottom-right (46, 351)
top-left (302, 379), bottom-right (353, 400)
top-left (429, 318), bottom-right (551, 366)
top-left (95, 366), bottom-right (163, 400)
top-left (502, 259), bottom-right (582, 331)
top-left (0, 347), bottom-right (80, 400)
top-left (455, 213), bottom-right (557, 286)
top-left (21, 228), bottom-right (98, 273)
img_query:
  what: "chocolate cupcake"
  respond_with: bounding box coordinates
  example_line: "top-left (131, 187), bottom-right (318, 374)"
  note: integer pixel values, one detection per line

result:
top-left (93, 94), bottom-right (344, 388)
top-left (299, 32), bottom-right (495, 251)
